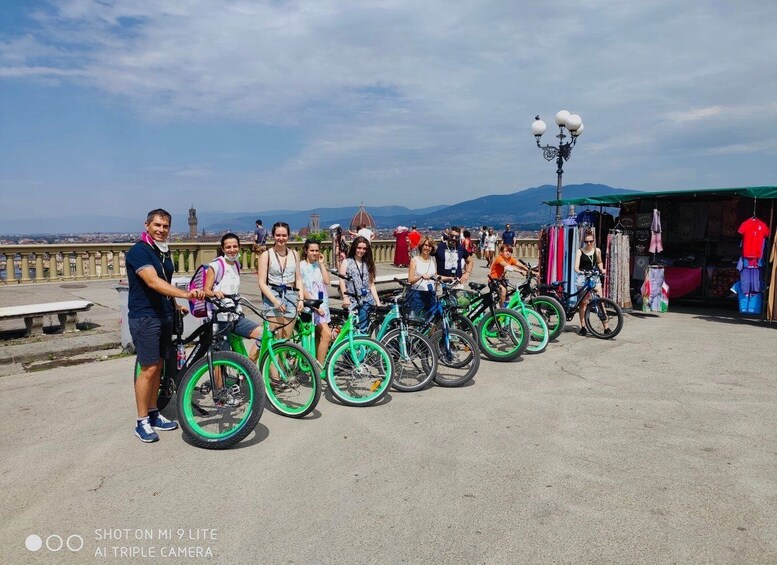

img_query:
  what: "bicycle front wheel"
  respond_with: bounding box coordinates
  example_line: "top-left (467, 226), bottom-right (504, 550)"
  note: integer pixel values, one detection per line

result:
top-left (585, 297), bottom-right (624, 339)
top-left (431, 328), bottom-right (480, 387)
top-left (477, 308), bottom-right (529, 362)
top-left (327, 337), bottom-right (393, 406)
top-left (177, 351), bottom-right (265, 449)
top-left (522, 308), bottom-right (549, 354)
top-left (381, 328), bottom-right (437, 392)
top-left (260, 342), bottom-right (321, 418)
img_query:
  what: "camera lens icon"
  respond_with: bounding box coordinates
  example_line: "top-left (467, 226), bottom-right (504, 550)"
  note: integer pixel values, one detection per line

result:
top-left (26, 533), bottom-right (84, 552)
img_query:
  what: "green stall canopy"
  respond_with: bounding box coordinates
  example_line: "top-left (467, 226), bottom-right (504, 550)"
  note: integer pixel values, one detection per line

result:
top-left (544, 186), bottom-right (777, 207)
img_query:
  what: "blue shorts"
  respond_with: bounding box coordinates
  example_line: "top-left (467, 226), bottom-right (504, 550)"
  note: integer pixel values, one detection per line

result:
top-left (129, 316), bottom-right (172, 367)
top-left (263, 288), bottom-right (299, 320)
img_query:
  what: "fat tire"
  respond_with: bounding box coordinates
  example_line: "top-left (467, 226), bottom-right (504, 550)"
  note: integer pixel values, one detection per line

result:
top-left (584, 297), bottom-right (624, 339)
top-left (527, 295), bottom-right (566, 340)
top-left (326, 337), bottom-right (393, 406)
top-left (259, 342), bottom-right (321, 418)
top-left (177, 351), bottom-right (265, 449)
top-left (381, 328), bottom-right (437, 392)
top-left (522, 308), bottom-right (549, 354)
top-left (477, 308), bottom-right (529, 362)
top-left (431, 328), bottom-right (480, 387)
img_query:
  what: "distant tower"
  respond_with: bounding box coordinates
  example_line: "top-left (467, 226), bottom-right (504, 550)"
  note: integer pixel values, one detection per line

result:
top-left (310, 211), bottom-right (320, 233)
top-left (188, 205), bottom-right (198, 239)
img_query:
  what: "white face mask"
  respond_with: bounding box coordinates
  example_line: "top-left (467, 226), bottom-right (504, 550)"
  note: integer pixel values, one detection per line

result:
top-left (155, 241), bottom-right (169, 253)
top-left (225, 251), bottom-right (240, 262)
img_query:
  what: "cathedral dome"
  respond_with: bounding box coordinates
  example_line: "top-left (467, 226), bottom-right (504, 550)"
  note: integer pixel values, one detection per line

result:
top-left (350, 205), bottom-right (376, 231)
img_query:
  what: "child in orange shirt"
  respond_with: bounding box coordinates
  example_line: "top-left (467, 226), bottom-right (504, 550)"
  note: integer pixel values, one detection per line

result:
top-left (489, 244), bottom-right (528, 307)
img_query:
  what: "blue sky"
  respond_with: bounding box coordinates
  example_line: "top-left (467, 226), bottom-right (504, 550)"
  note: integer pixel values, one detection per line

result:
top-left (2, 0), bottom-right (777, 228)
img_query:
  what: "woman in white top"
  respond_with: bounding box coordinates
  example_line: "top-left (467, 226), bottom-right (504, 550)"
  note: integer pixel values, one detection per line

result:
top-left (299, 239), bottom-right (332, 365)
top-left (406, 236), bottom-right (438, 316)
top-left (484, 228), bottom-right (497, 267)
top-left (204, 233), bottom-right (261, 362)
top-left (258, 222), bottom-right (303, 340)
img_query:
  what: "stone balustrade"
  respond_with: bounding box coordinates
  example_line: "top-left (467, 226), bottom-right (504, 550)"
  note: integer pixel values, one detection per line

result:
top-left (0, 238), bottom-right (539, 284)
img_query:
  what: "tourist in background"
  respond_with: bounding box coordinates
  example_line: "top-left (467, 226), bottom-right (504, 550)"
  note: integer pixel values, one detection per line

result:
top-left (407, 225), bottom-right (422, 259)
top-left (258, 221), bottom-right (303, 341)
top-left (127, 208), bottom-right (204, 443)
top-left (393, 225), bottom-right (410, 267)
top-left (462, 229), bottom-right (477, 257)
top-left (340, 236), bottom-right (382, 332)
top-left (484, 227), bottom-right (497, 267)
top-left (253, 219), bottom-right (268, 269)
top-left (501, 224), bottom-right (516, 247)
top-left (300, 239), bottom-right (332, 366)
top-left (333, 226), bottom-right (348, 270)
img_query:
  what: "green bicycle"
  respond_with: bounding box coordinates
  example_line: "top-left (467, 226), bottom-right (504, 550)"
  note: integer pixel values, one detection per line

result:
top-left (368, 289), bottom-right (438, 392)
top-left (294, 274), bottom-right (394, 407)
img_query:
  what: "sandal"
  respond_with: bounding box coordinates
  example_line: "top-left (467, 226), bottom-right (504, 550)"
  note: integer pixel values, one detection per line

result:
top-left (578, 327), bottom-right (587, 336)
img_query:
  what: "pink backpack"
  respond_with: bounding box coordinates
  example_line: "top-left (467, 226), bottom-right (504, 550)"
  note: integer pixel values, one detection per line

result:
top-left (188, 257), bottom-right (239, 318)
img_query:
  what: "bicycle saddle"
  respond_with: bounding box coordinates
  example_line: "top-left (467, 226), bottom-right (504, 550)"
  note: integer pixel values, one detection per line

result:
top-left (303, 299), bottom-right (323, 310)
top-left (468, 282), bottom-right (486, 291)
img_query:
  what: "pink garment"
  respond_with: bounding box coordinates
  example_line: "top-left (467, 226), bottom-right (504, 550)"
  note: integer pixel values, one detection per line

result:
top-left (649, 208), bottom-right (663, 254)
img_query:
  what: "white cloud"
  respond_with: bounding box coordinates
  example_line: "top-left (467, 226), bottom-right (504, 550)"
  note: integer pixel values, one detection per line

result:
top-left (2, 0), bottom-right (777, 212)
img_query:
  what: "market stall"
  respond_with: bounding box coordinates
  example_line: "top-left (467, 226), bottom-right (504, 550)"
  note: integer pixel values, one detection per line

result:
top-left (544, 186), bottom-right (777, 318)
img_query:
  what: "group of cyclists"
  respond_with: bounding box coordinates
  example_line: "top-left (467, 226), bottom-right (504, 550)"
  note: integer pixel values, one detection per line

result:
top-left (128, 209), bottom-right (609, 444)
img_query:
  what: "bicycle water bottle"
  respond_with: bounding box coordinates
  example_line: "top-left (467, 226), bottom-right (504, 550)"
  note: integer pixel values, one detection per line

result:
top-left (176, 343), bottom-right (186, 369)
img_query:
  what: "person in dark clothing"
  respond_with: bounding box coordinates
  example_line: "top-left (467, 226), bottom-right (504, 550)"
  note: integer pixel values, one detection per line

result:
top-left (434, 226), bottom-right (474, 283)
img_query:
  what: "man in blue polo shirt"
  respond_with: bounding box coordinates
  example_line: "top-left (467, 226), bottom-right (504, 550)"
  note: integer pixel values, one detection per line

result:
top-left (501, 224), bottom-right (516, 247)
top-left (126, 209), bottom-right (204, 443)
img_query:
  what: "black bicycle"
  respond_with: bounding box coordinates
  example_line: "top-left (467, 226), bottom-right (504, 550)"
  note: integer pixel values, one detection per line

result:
top-left (535, 268), bottom-right (624, 339)
top-left (517, 260), bottom-right (567, 341)
top-left (133, 297), bottom-right (265, 449)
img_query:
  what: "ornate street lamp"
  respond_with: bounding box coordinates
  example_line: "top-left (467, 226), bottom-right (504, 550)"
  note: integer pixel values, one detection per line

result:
top-left (532, 110), bottom-right (584, 223)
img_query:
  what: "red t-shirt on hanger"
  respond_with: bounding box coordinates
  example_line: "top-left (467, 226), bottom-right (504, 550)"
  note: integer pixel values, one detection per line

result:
top-left (738, 217), bottom-right (769, 264)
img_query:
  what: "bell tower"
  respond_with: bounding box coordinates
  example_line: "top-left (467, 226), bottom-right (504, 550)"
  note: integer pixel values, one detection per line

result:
top-left (188, 206), bottom-right (198, 239)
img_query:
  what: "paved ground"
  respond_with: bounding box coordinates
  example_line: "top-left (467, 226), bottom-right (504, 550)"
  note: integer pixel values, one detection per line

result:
top-left (1, 262), bottom-right (777, 563)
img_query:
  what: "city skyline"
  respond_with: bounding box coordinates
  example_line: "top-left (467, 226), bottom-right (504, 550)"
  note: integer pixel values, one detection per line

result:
top-left (2, 1), bottom-right (776, 224)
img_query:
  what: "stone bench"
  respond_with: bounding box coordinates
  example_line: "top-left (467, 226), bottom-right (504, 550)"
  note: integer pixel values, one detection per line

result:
top-left (0, 300), bottom-right (94, 336)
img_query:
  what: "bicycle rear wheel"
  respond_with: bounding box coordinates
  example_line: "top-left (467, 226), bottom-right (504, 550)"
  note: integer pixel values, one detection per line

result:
top-left (522, 308), bottom-right (549, 354)
top-left (477, 308), bottom-right (528, 361)
top-left (381, 328), bottom-right (437, 392)
top-left (177, 351), bottom-right (265, 449)
top-left (585, 297), bottom-right (624, 339)
top-left (327, 337), bottom-right (393, 406)
top-left (527, 295), bottom-right (566, 341)
top-left (260, 342), bottom-right (321, 418)
top-left (431, 328), bottom-right (480, 387)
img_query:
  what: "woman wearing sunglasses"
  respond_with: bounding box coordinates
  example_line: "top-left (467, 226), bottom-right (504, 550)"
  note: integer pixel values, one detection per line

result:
top-left (574, 230), bottom-right (608, 336)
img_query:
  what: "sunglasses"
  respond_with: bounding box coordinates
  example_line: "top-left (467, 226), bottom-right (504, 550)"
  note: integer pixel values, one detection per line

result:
top-left (584, 240), bottom-right (594, 243)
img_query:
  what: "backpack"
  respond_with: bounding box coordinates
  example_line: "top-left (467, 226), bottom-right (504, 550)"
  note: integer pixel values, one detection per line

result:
top-left (188, 257), bottom-right (238, 318)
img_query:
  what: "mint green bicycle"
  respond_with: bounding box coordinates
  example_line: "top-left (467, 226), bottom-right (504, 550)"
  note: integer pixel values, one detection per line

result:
top-left (294, 285), bottom-right (394, 407)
